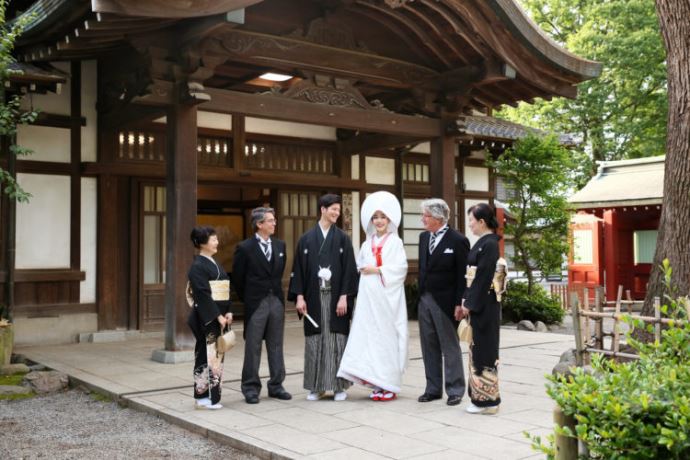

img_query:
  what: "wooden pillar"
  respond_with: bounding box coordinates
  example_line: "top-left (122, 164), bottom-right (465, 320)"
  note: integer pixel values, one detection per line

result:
top-left (395, 148), bottom-right (405, 238)
top-left (164, 101), bottom-right (198, 351)
top-left (97, 174), bottom-right (118, 329)
top-left (431, 135), bottom-right (457, 225)
top-left (603, 209), bottom-right (618, 301)
top-left (70, 61), bottom-right (82, 298)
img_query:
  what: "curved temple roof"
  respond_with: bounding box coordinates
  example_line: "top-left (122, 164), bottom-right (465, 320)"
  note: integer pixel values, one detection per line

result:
top-left (13, 0), bottom-right (601, 112)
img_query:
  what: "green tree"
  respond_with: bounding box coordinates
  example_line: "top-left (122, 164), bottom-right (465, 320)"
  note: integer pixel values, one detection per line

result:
top-left (0, 0), bottom-right (37, 203)
top-left (489, 134), bottom-right (574, 294)
top-left (499, 0), bottom-right (667, 172)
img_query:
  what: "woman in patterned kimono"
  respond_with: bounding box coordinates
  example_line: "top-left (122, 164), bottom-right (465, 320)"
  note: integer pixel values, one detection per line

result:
top-left (459, 203), bottom-right (502, 414)
top-left (187, 226), bottom-right (233, 410)
top-left (337, 191), bottom-right (408, 401)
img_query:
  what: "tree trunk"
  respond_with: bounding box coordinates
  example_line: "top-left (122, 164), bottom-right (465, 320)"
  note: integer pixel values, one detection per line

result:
top-left (640, 0), bottom-right (690, 322)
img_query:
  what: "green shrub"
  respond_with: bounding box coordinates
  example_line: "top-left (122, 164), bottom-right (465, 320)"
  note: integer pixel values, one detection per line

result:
top-left (502, 280), bottom-right (564, 324)
top-left (533, 261), bottom-right (690, 459)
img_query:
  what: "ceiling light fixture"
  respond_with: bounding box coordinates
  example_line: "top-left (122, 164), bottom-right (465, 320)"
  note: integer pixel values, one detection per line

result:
top-left (260, 72), bottom-right (293, 82)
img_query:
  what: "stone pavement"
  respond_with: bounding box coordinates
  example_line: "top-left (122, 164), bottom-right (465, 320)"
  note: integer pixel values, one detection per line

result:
top-left (16, 320), bottom-right (574, 459)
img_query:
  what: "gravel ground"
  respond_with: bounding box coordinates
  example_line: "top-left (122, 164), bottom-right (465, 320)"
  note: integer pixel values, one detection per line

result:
top-left (0, 390), bottom-right (259, 460)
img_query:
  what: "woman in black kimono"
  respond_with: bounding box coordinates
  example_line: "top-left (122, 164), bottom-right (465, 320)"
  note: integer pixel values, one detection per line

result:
top-left (187, 226), bottom-right (232, 410)
top-left (459, 203), bottom-right (501, 414)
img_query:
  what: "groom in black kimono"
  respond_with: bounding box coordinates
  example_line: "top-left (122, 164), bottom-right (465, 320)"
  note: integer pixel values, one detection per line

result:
top-left (288, 193), bottom-right (358, 401)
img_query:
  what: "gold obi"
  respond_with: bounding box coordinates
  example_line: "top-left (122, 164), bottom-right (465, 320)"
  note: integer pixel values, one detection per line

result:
top-left (465, 257), bottom-right (509, 302)
top-left (209, 280), bottom-right (231, 302)
top-left (465, 265), bottom-right (477, 288)
top-left (185, 280), bottom-right (231, 308)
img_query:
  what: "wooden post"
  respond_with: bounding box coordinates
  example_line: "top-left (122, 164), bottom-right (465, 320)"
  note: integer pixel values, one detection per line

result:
top-left (430, 133), bottom-right (457, 225)
top-left (164, 100), bottom-right (198, 351)
top-left (554, 405), bottom-right (578, 459)
top-left (626, 289), bottom-right (633, 314)
top-left (613, 286), bottom-right (623, 353)
top-left (594, 287), bottom-right (604, 350)
top-left (570, 292), bottom-right (584, 367)
top-left (654, 296), bottom-right (661, 342)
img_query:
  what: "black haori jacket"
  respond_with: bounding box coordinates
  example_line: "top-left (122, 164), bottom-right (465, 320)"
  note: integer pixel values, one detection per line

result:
top-left (288, 224), bottom-right (358, 336)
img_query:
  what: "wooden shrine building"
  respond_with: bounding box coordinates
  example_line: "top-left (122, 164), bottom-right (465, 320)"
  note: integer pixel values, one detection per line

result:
top-left (568, 156), bottom-right (664, 303)
top-left (0, 0), bottom-right (600, 350)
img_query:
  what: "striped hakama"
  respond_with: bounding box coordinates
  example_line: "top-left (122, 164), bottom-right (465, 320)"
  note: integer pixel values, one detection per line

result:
top-left (303, 288), bottom-right (350, 393)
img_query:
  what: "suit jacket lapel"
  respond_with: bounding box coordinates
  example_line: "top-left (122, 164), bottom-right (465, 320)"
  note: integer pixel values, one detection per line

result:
top-left (420, 232), bottom-right (429, 268)
top-left (428, 230), bottom-right (452, 270)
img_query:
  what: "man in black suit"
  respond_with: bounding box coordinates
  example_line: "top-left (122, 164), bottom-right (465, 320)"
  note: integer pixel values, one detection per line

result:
top-left (232, 207), bottom-right (291, 404)
top-left (417, 198), bottom-right (470, 406)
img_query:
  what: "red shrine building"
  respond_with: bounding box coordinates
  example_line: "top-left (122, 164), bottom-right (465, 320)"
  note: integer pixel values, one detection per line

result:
top-left (0, 0), bottom-right (600, 349)
top-left (568, 156), bottom-right (664, 302)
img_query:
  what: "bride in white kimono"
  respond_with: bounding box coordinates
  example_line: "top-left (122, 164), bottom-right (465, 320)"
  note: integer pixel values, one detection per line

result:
top-left (337, 191), bottom-right (408, 401)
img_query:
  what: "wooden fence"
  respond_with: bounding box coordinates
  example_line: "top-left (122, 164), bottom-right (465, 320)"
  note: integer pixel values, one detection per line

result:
top-left (554, 286), bottom-right (685, 458)
top-left (550, 284), bottom-right (569, 310)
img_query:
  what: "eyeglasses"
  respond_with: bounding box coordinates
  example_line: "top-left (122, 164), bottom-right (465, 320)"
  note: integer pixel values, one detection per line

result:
top-left (263, 218), bottom-right (277, 224)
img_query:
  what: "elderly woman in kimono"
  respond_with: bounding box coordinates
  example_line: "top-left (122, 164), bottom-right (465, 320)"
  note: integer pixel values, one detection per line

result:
top-left (337, 191), bottom-right (408, 401)
top-left (458, 203), bottom-right (502, 414)
top-left (187, 226), bottom-right (233, 410)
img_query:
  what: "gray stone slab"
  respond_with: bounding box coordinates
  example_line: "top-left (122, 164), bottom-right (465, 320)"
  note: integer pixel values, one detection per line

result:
top-left (323, 426), bottom-right (446, 459)
top-left (411, 425), bottom-right (536, 460)
top-left (240, 424), bottom-right (346, 456)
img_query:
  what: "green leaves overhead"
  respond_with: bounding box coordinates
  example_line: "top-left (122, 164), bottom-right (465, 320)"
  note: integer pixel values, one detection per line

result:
top-left (501, 0), bottom-right (667, 170)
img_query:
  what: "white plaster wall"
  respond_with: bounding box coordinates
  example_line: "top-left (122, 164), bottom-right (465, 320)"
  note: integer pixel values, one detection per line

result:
top-left (464, 198), bottom-right (489, 247)
top-left (81, 60), bottom-right (98, 162)
top-left (246, 117), bottom-right (337, 140)
top-left (16, 125), bottom-right (71, 163)
top-left (80, 177), bottom-right (97, 302)
top-left (15, 174), bottom-right (71, 269)
top-left (14, 314), bottom-right (97, 346)
top-left (402, 198), bottom-right (425, 260)
top-left (351, 154), bottom-right (360, 180)
top-left (464, 166), bottom-right (490, 192)
top-left (410, 142), bottom-right (430, 154)
top-left (365, 156), bottom-right (395, 185)
top-left (19, 61), bottom-right (70, 116)
top-left (198, 111), bottom-right (232, 130)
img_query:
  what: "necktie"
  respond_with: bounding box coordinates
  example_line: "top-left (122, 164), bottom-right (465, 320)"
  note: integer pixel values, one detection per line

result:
top-left (260, 241), bottom-right (272, 261)
top-left (429, 227), bottom-right (447, 254)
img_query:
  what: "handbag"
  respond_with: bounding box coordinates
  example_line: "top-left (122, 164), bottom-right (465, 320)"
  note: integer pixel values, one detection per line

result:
top-left (457, 318), bottom-right (472, 344)
top-left (217, 325), bottom-right (236, 353)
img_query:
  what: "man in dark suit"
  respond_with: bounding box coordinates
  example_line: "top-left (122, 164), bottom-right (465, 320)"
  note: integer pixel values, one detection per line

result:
top-left (232, 207), bottom-right (291, 404)
top-left (417, 198), bottom-right (470, 406)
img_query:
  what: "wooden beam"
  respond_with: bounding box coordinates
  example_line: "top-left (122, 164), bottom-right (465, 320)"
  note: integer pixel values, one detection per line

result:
top-left (200, 28), bottom-right (438, 88)
top-left (337, 133), bottom-right (429, 156)
top-left (70, 61), bottom-right (81, 272)
top-left (197, 88), bottom-right (442, 137)
top-left (92, 0), bottom-right (262, 18)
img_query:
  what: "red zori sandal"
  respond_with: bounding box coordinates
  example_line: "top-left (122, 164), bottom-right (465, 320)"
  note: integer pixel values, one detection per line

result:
top-left (379, 391), bottom-right (397, 401)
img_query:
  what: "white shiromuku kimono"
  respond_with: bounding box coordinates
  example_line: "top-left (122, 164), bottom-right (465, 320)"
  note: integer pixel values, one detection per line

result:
top-left (337, 191), bottom-right (409, 393)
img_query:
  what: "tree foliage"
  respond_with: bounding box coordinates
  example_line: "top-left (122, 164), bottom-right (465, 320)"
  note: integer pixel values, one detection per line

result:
top-left (499, 0), bottom-right (667, 174)
top-left (488, 134), bottom-right (574, 294)
top-left (0, 0), bottom-right (37, 202)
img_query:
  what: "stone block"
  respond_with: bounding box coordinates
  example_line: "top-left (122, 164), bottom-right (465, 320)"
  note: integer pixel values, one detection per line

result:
top-left (517, 320), bottom-right (536, 331)
top-left (23, 371), bottom-right (69, 394)
top-left (0, 384), bottom-right (32, 396)
top-left (535, 321), bottom-right (549, 332)
top-left (0, 363), bottom-right (31, 375)
top-left (151, 349), bottom-right (194, 364)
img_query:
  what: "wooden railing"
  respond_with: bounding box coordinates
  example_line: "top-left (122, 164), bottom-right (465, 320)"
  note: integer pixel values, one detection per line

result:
top-left (550, 284), bottom-right (569, 309)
